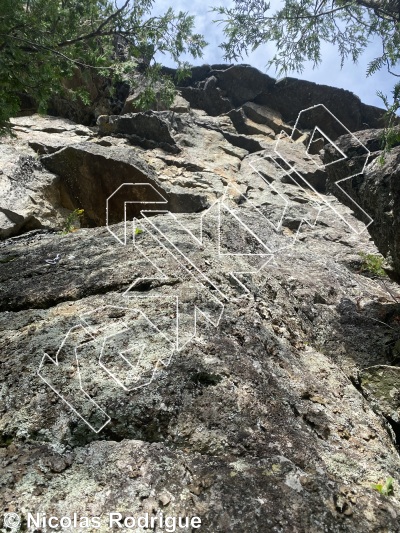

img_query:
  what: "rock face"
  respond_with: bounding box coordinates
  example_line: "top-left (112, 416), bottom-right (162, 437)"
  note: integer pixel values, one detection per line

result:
top-left (360, 366), bottom-right (400, 431)
top-left (97, 112), bottom-right (179, 152)
top-left (173, 65), bottom-right (385, 133)
top-left (1, 69), bottom-right (400, 532)
top-left (40, 143), bottom-right (209, 227)
top-left (0, 115), bottom-right (97, 239)
top-left (324, 128), bottom-right (400, 277)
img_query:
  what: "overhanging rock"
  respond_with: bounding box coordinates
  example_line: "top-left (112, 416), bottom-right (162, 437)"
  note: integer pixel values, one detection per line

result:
top-left (41, 143), bottom-right (209, 227)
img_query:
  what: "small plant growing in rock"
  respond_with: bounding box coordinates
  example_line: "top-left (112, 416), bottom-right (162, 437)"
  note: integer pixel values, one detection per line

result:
top-left (371, 477), bottom-right (394, 496)
top-left (62, 209), bottom-right (84, 235)
top-left (359, 252), bottom-right (387, 277)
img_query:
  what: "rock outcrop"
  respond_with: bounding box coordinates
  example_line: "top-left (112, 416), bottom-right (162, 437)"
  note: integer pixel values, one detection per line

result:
top-left (173, 65), bottom-right (385, 133)
top-left (324, 128), bottom-right (400, 278)
top-left (1, 67), bottom-right (400, 532)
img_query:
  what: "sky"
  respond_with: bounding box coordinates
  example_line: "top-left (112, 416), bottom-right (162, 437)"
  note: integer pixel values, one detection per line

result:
top-left (145, 0), bottom-right (395, 109)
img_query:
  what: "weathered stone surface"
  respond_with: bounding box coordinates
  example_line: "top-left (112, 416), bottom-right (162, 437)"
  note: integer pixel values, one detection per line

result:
top-left (1, 189), bottom-right (400, 530)
top-left (242, 101), bottom-right (292, 134)
top-left (97, 111), bottom-right (179, 152)
top-left (241, 136), bottom-right (328, 192)
top-left (228, 108), bottom-right (276, 137)
top-left (360, 366), bottom-right (400, 430)
top-left (164, 65), bottom-right (387, 135)
top-left (40, 143), bottom-right (209, 226)
top-left (2, 69), bottom-right (400, 533)
top-left (0, 109), bottom-right (259, 240)
top-left (324, 128), bottom-right (400, 276)
top-left (10, 115), bottom-right (93, 136)
top-left (212, 64), bottom-right (275, 106)
top-left (254, 77), bottom-right (386, 133)
top-left (0, 114), bottom-right (97, 239)
top-left (0, 144), bottom-right (66, 239)
top-left (21, 63), bottom-right (386, 137)
top-left (10, 114), bottom-right (94, 154)
top-left (170, 93), bottom-right (191, 114)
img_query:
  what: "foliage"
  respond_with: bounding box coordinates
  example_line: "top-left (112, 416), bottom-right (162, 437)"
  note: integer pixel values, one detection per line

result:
top-left (213, 0), bottom-right (400, 153)
top-left (359, 252), bottom-right (387, 277)
top-left (0, 0), bottom-right (207, 130)
top-left (134, 63), bottom-right (177, 111)
top-left (62, 208), bottom-right (84, 234)
top-left (377, 84), bottom-right (400, 161)
top-left (371, 476), bottom-right (394, 496)
top-left (214, 0), bottom-right (400, 78)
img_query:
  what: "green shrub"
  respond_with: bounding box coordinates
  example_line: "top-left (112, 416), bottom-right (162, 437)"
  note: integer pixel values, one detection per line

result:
top-left (359, 252), bottom-right (387, 277)
top-left (62, 209), bottom-right (84, 235)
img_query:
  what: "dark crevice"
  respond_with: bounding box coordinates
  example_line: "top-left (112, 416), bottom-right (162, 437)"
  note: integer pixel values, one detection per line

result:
top-left (0, 281), bottom-right (131, 313)
top-left (128, 278), bottom-right (180, 292)
top-left (90, 423), bottom-right (126, 443)
top-left (0, 267), bottom-right (182, 312)
top-left (301, 414), bottom-right (330, 440)
top-left (67, 411), bottom-right (174, 447)
top-left (221, 131), bottom-right (265, 153)
top-left (190, 371), bottom-right (223, 387)
top-left (0, 228), bottom-right (60, 246)
top-left (157, 156), bottom-right (206, 172)
top-left (0, 432), bottom-right (14, 448)
top-left (117, 133), bottom-right (180, 154)
top-left (131, 280), bottom-right (153, 292)
top-left (385, 415), bottom-right (400, 448)
top-left (349, 374), bottom-right (363, 392)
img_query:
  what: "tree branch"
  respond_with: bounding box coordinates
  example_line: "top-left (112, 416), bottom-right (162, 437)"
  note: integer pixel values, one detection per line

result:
top-left (0, 33), bottom-right (115, 70)
top-left (56, 0), bottom-right (131, 48)
top-left (352, 0), bottom-right (400, 20)
top-left (288, 3), bottom-right (352, 19)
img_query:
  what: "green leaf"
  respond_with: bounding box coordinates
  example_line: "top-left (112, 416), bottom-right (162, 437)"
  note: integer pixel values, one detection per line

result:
top-left (371, 477), bottom-right (394, 496)
top-left (0, 0), bottom-right (206, 129)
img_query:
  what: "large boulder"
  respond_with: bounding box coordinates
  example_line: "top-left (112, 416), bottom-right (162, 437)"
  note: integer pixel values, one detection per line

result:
top-left (0, 120), bottom-right (109, 238)
top-left (171, 65), bottom-right (386, 133)
top-left (97, 111), bottom-right (179, 153)
top-left (40, 143), bottom-right (210, 226)
top-left (0, 143), bottom-right (66, 239)
top-left (212, 64), bottom-right (275, 106)
top-left (255, 78), bottom-right (386, 132)
top-left (0, 115), bottom-right (98, 239)
top-left (179, 65), bottom-right (275, 116)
